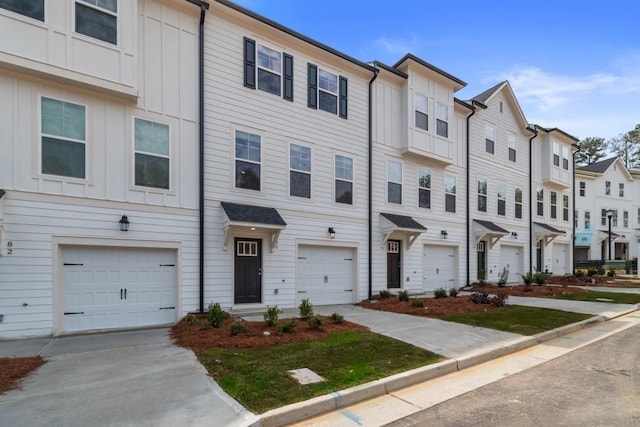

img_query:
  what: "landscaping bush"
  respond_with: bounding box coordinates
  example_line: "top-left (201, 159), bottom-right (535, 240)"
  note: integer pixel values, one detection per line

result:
top-left (534, 272), bottom-right (546, 285)
top-left (186, 313), bottom-right (198, 325)
top-left (607, 266), bottom-right (616, 277)
top-left (379, 290), bottom-right (391, 299)
top-left (433, 287), bottom-right (447, 299)
top-left (306, 315), bottom-right (325, 331)
top-left (574, 269), bottom-right (585, 278)
top-left (329, 312), bottom-right (344, 323)
top-left (229, 320), bottom-right (248, 336)
top-left (207, 302), bottom-right (225, 328)
top-left (522, 272), bottom-right (534, 285)
top-left (263, 306), bottom-right (279, 327)
top-left (278, 319), bottom-right (297, 334)
top-left (298, 298), bottom-right (314, 319)
top-left (497, 266), bottom-right (509, 287)
top-left (411, 298), bottom-right (425, 308)
top-left (587, 267), bottom-right (598, 277)
top-left (469, 291), bottom-right (508, 307)
top-left (449, 287), bottom-right (459, 297)
top-left (397, 290), bottom-right (410, 302)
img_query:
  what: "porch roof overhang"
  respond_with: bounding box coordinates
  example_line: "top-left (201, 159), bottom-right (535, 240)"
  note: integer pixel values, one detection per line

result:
top-left (473, 219), bottom-right (509, 249)
top-left (598, 229), bottom-right (620, 242)
top-left (221, 202), bottom-right (286, 252)
top-left (380, 213), bottom-right (426, 249)
top-left (534, 222), bottom-right (565, 246)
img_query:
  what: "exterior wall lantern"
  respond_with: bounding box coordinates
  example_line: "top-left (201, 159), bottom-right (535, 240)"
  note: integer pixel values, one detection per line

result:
top-left (328, 227), bottom-right (336, 239)
top-left (440, 230), bottom-right (448, 239)
top-left (119, 215), bottom-right (130, 232)
top-left (511, 231), bottom-right (518, 239)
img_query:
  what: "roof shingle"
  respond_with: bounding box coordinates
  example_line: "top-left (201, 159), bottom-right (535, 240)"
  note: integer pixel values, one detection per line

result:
top-left (221, 202), bottom-right (286, 226)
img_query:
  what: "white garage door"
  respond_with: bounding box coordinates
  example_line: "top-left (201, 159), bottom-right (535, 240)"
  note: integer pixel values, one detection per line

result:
top-left (500, 245), bottom-right (522, 283)
top-left (297, 246), bottom-right (355, 305)
top-left (423, 245), bottom-right (456, 291)
top-left (63, 247), bottom-right (177, 333)
top-left (553, 243), bottom-right (568, 275)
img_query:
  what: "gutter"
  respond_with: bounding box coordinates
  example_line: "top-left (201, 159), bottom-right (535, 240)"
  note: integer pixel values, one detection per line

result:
top-left (368, 67), bottom-right (379, 300)
top-left (464, 101), bottom-right (478, 285)
top-left (572, 143), bottom-right (581, 275)
top-left (527, 125), bottom-right (538, 273)
top-left (186, 0), bottom-right (210, 313)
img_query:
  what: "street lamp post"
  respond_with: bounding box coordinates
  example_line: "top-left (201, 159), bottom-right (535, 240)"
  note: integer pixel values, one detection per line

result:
top-left (607, 209), bottom-right (614, 261)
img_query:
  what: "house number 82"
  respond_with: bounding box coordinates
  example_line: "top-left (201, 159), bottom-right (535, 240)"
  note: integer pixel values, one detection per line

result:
top-left (7, 241), bottom-right (13, 255)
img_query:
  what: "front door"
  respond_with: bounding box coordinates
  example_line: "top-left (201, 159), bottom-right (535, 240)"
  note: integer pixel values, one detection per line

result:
top-left (477, 241), bottom-right (486, 281)
top-left (536, 241), bottom-right (543, 272)
top-left (387, 240), bottom-right (401, 288)
top-left (234, 238), bottom-right (262, 304)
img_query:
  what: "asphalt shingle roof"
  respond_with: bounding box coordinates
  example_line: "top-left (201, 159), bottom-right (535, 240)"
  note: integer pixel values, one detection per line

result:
top-left (470, 81), bottom-right (506, 104)
top-left (533, 222), bottom-right (564, 234)
top-left (473, 219), bottom-right (509, 233)
top-left (381, 213), bottom-right (427, 230)
top-left (578, 157), bottom-right (617, 173)
top-left (221, 202), bottom-right (286, 226)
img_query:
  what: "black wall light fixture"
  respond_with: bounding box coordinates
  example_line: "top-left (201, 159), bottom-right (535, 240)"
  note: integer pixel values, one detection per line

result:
top-left (119, 215), bottom-right (130, 232)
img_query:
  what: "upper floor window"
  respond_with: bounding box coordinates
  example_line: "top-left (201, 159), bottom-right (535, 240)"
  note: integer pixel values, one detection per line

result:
top-left (507, 133), bottom-right (516, 162)
top-left (335, 155), bottom-right (353, 204)
top-left (605, 180), bottom-right (611, 195)
top-left (387, 160), bottom-right (402, 204)
top-left (75, 0), bottom-right (117, 45)
top-left (497, 183), bottom-right (506, 216)
top-left (562, 194), bottom-right (569, 222)
top-left (574, 210), bottom-right (578, 228)
top-left (579, 181), bottom-right (585, 196)
top-left (308, 63), bottom-right (347, 118)
top-left (637, 208), bottom-right (640, 225)
top-left (418, 168), bottom-right (431, 209)
top-left (414, 93), bottom-right (428, 131)
top-left (41, 97), bottom-right (86, 179)
top-left (584, 210), bottom-right (590, 229)
top-left (562, 146), bottom-right (569, 170)
top-left (553, 142), bottom-right (560, 167)
top-left (619, 183), bottom-right (625, 197)
top-left (290, 144), bottom-right (311, 198)
top-left (601, 209), bottom-right (607, 226)
top-left (235, 130), bottom-right (261, 191)
top-left (613, 210), bottom-right (618, 227)
top-left (536, 188), bottom-right (543, 216)
top-left (445, 175), bottom-right (456, 213)
top-left (0, 0), bottom-right (44, 21)
top-left (436, 102), bottom-right (448, 138)
top-left (624, 210), bottom-right (629, 228)
top-left (243, 38), bottom-right (293, 101)
top-left (515, 188), bottom-right (522, 219)
top-left (550, 191), bottom-right (557, 219)
top-left (134, 118), bottom-right (170, 190)
top-left (477, 179), bottom-right (487, 213)
top-left (485, 125), bottom-right (495, 154)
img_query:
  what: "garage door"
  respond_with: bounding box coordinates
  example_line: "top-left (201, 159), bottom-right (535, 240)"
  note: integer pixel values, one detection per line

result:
top-left (423, 245), bottom-right (456, 291)
top-left (500, 245), bottom-right (522, 283)
top-left (63, 247), bottom-right (177, 333)
top-left (553, 243), bottom-right (568, 275)
top-left (297, 246), bottom-right (355, 305)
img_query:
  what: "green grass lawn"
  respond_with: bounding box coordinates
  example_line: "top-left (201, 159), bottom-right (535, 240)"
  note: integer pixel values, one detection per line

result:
top-left (555, 290), bottom-right (640, 304)
top-left (438, 306), bottom-right (591, 335)
top-left (198, 331), bottom-right (441, 413)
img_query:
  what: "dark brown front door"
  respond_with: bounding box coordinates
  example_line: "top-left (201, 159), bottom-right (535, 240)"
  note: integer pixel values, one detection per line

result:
top-left (387, 240), bottom-right (401, 288)
top-left (234, 238), bottom-right (262, 304)
top-left (477, 241), bottom-right (487, 280)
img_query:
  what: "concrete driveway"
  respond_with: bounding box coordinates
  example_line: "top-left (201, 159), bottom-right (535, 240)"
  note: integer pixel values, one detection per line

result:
top-left (0, 328), bottom-right (258, 427)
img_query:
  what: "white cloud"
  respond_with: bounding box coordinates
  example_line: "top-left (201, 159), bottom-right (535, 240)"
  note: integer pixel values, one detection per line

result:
top-left (372, 34), bottom-right (422, 57)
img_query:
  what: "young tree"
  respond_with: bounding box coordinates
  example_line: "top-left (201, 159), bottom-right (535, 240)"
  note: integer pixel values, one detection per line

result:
top-left (575, 137), bottom-right (607, 165)
top-left (608, 124), bottom-right (640, 168)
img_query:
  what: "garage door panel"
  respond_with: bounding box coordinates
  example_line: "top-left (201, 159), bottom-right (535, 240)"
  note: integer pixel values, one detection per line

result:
top-left (297, 246), bottom-right (355, 305)
top-left (500, 245), bottom-right (522, 282)
top-left (423, 245), bottom-right (456, 291)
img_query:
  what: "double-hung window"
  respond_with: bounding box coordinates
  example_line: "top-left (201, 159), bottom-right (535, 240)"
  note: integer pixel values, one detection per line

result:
top-left (624, 210), bottom-right (629, 228)
top-left (477, 179), bottom-right (487, 212)
top-left (536, 189), bottom-right (544, 216)
top-left (485, 125), bottom-right (495, 154)
top-left (550, 191), bottom-right (557, 219)
top-left (414, 94), bottom-right (428, 131)
top-left (235, 130), bottom-right (261, 191)
top-left (75, 0), bottom-right (117, 45)
top-left (308, 64), bottom-right (347, 118)
top-left (507, 133), bottom-right (517, 162)
top-left (579, 181), bottom-right (585, 196)
top-left (613, 210), bottom-right (618, 227)
top-left (601, 209), bottom-right (607, 226)
top-left (515, 188), bottom-right (523, 219)
top-left (574, 210), bottom-right (578, 228)
top-left (0, 0), bottom-right (44, 21)
top-left (290, 144), bottom-right (311, 198)
top-left (134, 118), bottom-right (170, 190)
top-left (497, 183), bottom-right (506, 216)
top-left (387, 160), bottom-right (402, 204)
top-left (335, 155), bottom-right (353, 204)
top-left (243, 38), bottom-right (293, 100)
top-left (418, 168), bottom-right (431, 209)
top-left (562, 194), bottom-right (569, 221)
top-left (619, 183), bottom-right (625, 197)
top-left (445, 176), bottom-right (456, 213)
top-left (553, 142), bottom-right (560, 167)
top-left (41, 97), bottom-right (86, 179)
top-left (605, 181), bottom-right (611, 195)
top-left (436, 102), bottom-right (448, 137)
top-left (585, 211), bottom-right (591, 229)
top-left (562, 146), bottom-right (569, 170)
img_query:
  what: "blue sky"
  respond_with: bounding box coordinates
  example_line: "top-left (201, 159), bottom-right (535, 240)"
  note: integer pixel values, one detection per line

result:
top-left (233, 0), bottom-right (640, 141)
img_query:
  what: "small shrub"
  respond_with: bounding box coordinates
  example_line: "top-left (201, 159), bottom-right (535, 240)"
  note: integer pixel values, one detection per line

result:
top-left (207, 302), bottom-right (225, 328)
top-left (522, 273), bottom-right (534, 285)
top-left (278, 319), bottom-right (297, 334)
top-left (574, 269), bottom-right (585, 278)
top-left (411, 298), bottom-right (425, 308)
top-left (263, 306), bottom-right (279, 327)
top-left (534, 272), bottom-right (546, 286)
top-left (229, 320), bottom-right (248, 336)
top-left (587, 267), bottom-right (598, 277)
top-left (497, 266), bottom-right (509, 287)
top-left (329, 312), bottom-right (344, 323)
top-left (307, 315), bottom-right (325, 331)
top-left (607, 267), bottom-right (616, 277)
top-left (379, 290), bottom-right (392, 299)
top-left (397, 290), bottom-right (410, 302)
top-left (186, 314), bottom-right (198, 325)
top-left (433, 287), bottom-right (447, 299)
top-left (449, 287), bottom-right (459, 297)
top-left (299, 298), bottom-right (314, 319)
top-left (470, 291), bottom-right (508, 307)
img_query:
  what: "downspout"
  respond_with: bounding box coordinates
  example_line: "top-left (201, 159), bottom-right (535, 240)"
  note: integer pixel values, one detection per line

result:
top-left (465, 102), bottom-right (477, 286)
top-left (528, 125), bottom-right (538, 274)
top-left (572, 144), bottom-right (581, 275)
top-left (368, 67), bottom-right (379, 301)
top-left (186, 0), bottom-right (209, 313)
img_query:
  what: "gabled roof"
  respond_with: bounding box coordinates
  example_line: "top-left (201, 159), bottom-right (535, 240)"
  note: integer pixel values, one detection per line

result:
top-left (468, 81), bottom-right (529, 128)
top-left (221, 202), bottom-right (286, 226)
top-left (471, 81), bottom-right (505, 104)
top-left (380, 213), bottom-right (427, 231)
top-left (578, 157), bottom-right (617, 173)
top-left (393, 53), bottom-right (466, 89)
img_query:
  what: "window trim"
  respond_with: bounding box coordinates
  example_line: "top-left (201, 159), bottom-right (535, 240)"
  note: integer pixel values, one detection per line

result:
top-left (256, 43), bottom-right (283, 97)
top-left (507, 133), bottom-right (517, 162)
top-left (288, 142), bottom-right (312, 199)
top-left (477, 178), bottom-right (487, 213)
top-left (418, 167), bottom-right (431, 209)
top-left (435, 101), bottom-right (448, 138)
top-left (132, 116), bottom-right (172, 191)
top-left (584, 210), bottom-right (591, 229)
top-left (605, 180), bottom-right (611, 195)
top-left (550, 191), bottom-right (557, 219)
top-left (514, 188), bottom-right (523, 219)
top-left (552, 142), bottom-right (560, 167)
top-left (579, 181), bottom-right (585, 196)
top-left (562, 194), bottom-right (569, 222)
top-left (444, 175), bottom-right (456, 213)
top-left (74, 0), bottom-right (118, 46)
top-left (485, 124), bottom-right (495, 154)
top-left (624, 210), bottom-right (629, 228)
top-left (308, 63), bottom-right (347, 118)
top-left (0, 0), bottom-right (45, 21)
top-left (233, 128), bottom-right (263, 193)
top-left (562, 145), bottom-right (569, 170)
top-left (619, 182), bottom-right (625, 197)
top-left (497, 182), bottom-right (506, 216)
top-left (601, 208), bottom-right (607, 226)
top-left (536, 188), bottom-right (544, 217)
top-left (334, 153), bottom-right (354, 205)
top-left (414, 93), bottom-right (429, 132)
top-left (386, 159), bottom-right (403, 205)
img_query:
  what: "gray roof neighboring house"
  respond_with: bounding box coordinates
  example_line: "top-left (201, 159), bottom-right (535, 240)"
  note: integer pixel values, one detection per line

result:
top-left (221, 202), bottom-right (286, 226)
top-left (577, 157), bottom-right (617, 174)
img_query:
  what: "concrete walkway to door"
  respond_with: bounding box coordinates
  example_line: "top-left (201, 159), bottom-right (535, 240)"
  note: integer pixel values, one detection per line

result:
top-left (0, 328), bottom-right (258, 427)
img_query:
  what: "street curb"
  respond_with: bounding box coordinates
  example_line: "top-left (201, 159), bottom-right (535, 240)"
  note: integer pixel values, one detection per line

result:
top-left (255, 309), bottom-right (636, 427)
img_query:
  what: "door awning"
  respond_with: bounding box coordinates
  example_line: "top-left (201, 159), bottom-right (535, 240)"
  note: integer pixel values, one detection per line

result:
top-left (534, 222), bottom-right (565, 246)
top-left (598, 229), bottom-right (620, 242)
top-left (380, 213), bottom-right (426, 248)
top-left (473, 219), bottom-right (509, 249)
top-left (221, 202), bottom-right (286, 252)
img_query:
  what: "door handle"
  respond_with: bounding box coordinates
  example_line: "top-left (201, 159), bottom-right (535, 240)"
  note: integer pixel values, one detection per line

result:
top-left (324, 275), bottom-right (328, 284)
top-left (436, 268), bottom-right (440, 274)
top-left (120, 288), bottom-right (123, 300)
top-left (258, 268), bottom-right (262, 276)
top-left (124, 288), bottom-right (127, 299)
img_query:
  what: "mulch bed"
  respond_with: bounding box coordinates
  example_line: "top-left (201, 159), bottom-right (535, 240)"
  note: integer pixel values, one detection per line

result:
top-left (466, 284), bottom-right (587, 297)
top-left (357, 295), bottom-right (499, 317)
top-left (0, 356), bottom-right (45, 395)
top-left (171, 314), bottom-right (369, 351)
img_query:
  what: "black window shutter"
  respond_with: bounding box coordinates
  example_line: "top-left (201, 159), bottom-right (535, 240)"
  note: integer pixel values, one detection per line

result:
top-left (307, 63), bottom-right (317, 109)
top-left (283, 53), bottom-right (294, 101)
top-left (243, 37), bottom-right (256, 89)
top-left (339, 76), bottom-right (348, 119)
